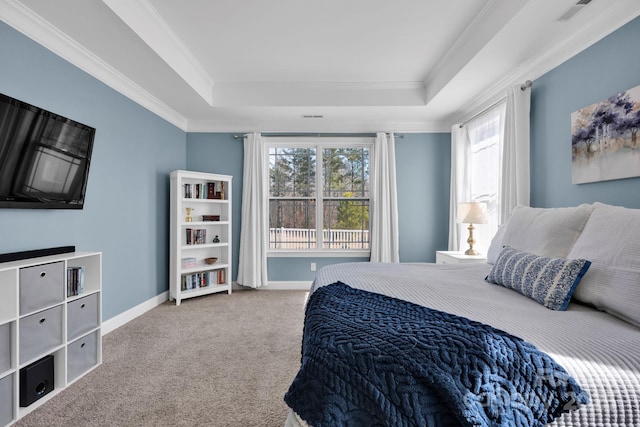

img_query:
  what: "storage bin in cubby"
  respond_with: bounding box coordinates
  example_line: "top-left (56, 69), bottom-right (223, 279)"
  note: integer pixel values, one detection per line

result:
top-left (0, 322), bottom-right (11, 373)
top-left (67, 330), bottom-right (98, 383)
top-left (67, 293), bottom-right (99, 342)
top-left (0, 373), bottom-right (14, 426)
top-left (19, 262), bottom-right (64, 315)
top-left (19, 305), bottom-right (63, 364)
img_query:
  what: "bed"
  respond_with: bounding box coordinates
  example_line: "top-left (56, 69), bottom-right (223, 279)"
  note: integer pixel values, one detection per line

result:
top-left (283, 202), bottom-right (640, 426)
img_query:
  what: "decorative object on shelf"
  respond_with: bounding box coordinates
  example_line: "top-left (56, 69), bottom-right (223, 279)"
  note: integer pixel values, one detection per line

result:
top-left (185, 207), bottom-right (194, 222)
top-left (204, 257), bottom-right (218, 265)
top-left (202, 215), bottom-right (220, 222)
top-left (212, 235), bottom-right (220, 243)
top-left (457, 202), bottom-right (488, 255)
top-left (181, 258), bottom-right (197, 269)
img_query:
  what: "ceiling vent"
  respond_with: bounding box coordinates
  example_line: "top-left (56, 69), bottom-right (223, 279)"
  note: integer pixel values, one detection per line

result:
top-left (302, 115), bottom-right (324, 119)
top-left (556, 0), bottom-right (592, 22)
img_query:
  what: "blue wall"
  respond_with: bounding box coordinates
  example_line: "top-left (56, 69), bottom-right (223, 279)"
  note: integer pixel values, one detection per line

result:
top-left (531, 16), bottom-right (640, 209)
top-left (397, 133), bottom-right (451, 262)
top-left (185, 133), bottom-right (243, 281)
top-left (0, 22), bottom-right (186, 320)
top-left (186, 132), bottom-right (451, 282)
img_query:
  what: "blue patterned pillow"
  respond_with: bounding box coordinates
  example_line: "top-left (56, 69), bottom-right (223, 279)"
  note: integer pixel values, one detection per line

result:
top-left (485, 246), bottom-right (591, 310)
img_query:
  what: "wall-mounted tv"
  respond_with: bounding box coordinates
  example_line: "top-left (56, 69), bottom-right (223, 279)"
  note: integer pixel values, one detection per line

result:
top-left (0, 92), bottom-right (95, 209)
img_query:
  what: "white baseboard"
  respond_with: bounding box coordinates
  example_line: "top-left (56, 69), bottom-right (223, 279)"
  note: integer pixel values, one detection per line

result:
top-left (101, 291), bottom-right (169, 336)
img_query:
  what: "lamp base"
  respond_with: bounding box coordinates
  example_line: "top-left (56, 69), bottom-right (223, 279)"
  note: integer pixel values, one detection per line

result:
top-left (464, 223), bottom-right (480, 256)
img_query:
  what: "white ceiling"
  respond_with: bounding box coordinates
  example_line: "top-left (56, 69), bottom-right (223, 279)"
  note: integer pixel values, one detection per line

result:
top-left (1, 0), bottom-right (640, 133)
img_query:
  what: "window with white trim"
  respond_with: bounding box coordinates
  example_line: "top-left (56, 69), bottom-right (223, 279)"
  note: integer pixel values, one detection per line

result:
top-left (267, 137), bottom-right (372, 253)
top-left (464, 103), bottom-right (506, 250)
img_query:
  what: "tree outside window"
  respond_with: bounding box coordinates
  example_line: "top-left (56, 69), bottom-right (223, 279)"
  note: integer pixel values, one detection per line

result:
top-left (268, 140), bottom-right (370, 251)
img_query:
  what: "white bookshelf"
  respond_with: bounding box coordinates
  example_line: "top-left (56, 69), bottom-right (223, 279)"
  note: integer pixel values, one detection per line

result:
top-left (0, 251), bottom-right (102, 426)
top-left (170, 170), bottom-right (232, 305)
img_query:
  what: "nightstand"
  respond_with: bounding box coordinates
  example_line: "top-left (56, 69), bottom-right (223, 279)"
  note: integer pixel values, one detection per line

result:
top-left (435, 251), bottom-right (487, 264)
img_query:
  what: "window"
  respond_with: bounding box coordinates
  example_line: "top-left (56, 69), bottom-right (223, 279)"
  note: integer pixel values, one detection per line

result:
top-left (267, 137), bottom-right (371, 254)
top-left (463, 103), bottom-right (506, 250)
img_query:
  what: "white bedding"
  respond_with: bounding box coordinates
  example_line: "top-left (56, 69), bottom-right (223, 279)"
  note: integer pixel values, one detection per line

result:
top-left (286, 261), bottom-right (640, 426)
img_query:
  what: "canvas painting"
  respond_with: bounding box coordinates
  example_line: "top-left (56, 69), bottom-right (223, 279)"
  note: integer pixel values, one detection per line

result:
top-left (571, 85), bottom-right (640, 184)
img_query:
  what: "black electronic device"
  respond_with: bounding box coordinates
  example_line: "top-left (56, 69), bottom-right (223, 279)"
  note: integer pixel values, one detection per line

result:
top-left (0, 246), bottom-right (75, 264)
top-left (0, 92), bottom-right (95, 209)
top-left (19, 355), bottom-right (54, 407)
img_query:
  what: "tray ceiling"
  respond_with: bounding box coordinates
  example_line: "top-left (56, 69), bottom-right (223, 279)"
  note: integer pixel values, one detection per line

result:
top-left (2, 0), bottom-right (639, 132)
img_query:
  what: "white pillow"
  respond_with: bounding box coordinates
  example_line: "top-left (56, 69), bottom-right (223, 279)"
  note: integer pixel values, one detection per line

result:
top-left (569, 202), bottom-right (640, 326)
top-left (486, 223), bottom-right (507, 264)
top-left (500, 204), bottom-right (593, 259)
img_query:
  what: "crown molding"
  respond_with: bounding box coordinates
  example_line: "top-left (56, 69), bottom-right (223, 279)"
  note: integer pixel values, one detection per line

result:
top-left (102, 0), bottom-right (215, 106)
top-left (423, 0), bottom-right (529, 104)
top-left (186, 117), bottom-right (450, 134)
top-left (0, 0), bottom-right (189, 130)
top-left (451, 2), bottom-right (640, 125)
top-left (212, 81), bottom-right (427, 107)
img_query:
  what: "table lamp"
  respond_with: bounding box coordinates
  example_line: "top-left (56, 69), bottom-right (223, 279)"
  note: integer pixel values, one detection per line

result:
top-left (457, 202), bottom-right (488, 255)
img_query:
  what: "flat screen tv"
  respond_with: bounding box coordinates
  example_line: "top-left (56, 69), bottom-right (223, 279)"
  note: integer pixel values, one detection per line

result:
top-left (0, 92), bottom-right (95, 209)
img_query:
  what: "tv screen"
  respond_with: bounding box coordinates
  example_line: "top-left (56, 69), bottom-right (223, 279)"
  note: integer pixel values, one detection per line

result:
top-left (0, 93), bottom-right (95, 209)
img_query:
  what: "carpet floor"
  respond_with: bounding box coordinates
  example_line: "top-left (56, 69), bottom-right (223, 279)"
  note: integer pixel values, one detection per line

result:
top-left (15, 290), bottom-right (309, 427)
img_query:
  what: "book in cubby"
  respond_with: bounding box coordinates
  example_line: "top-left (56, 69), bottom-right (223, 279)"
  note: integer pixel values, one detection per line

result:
top-left (66, 266), bottom-right (85, 297)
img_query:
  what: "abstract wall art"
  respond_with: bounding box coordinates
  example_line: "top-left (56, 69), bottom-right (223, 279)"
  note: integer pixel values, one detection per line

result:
top-left (571, 85), bottom-right (640, 184)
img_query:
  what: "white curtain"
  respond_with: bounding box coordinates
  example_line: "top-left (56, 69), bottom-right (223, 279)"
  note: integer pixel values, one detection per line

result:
top-left (237, 132), bottom-right (268, 288)
top-left (501, 83), bottom-right (531, 223)
top-left (370, 132), bottom-right (399, 263)
top-left (449, 102), bottom-right (506, 253)
top-left (448, 124), bottom-right (469, 251)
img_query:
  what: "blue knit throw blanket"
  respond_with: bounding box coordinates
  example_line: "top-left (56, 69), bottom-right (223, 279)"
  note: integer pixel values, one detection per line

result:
top-left (285, 282), bottom-right (588, 427)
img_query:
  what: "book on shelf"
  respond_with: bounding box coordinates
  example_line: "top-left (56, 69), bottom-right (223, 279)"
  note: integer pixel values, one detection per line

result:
top-left (184, 181), bottom-right (226, 200)
top-left (66, 266), bottom-right (85, 297)
top-left (211, 181), bottom-right (225, 199)
top-left (185, 228), bottom-right (207, 245)
top-left (181, 269), bottom-right (226, 290)
top-left (184, 183), bottom-right (209, 199)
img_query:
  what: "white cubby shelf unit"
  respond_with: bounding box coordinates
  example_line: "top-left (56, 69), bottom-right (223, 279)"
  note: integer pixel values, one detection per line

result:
top-left (0, 251), bottom-right (102, 426)
top-left (170, 170), bottom-right (232, 305)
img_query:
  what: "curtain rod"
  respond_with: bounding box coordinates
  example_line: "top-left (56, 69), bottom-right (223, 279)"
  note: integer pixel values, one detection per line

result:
top-left (233, 133), bottom-right (404, 139)
top-left (459, 80), bottom-right (532, 128)
top-left (459, 97), bottom-right (506, 128)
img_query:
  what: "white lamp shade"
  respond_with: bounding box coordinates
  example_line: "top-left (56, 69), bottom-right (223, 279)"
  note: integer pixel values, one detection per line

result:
top-left (457, 202), bottom-right (488, 224)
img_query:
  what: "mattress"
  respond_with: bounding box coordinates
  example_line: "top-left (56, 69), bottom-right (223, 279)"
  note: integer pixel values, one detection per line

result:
top-left (286, 262), bottom-right (640, 426)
